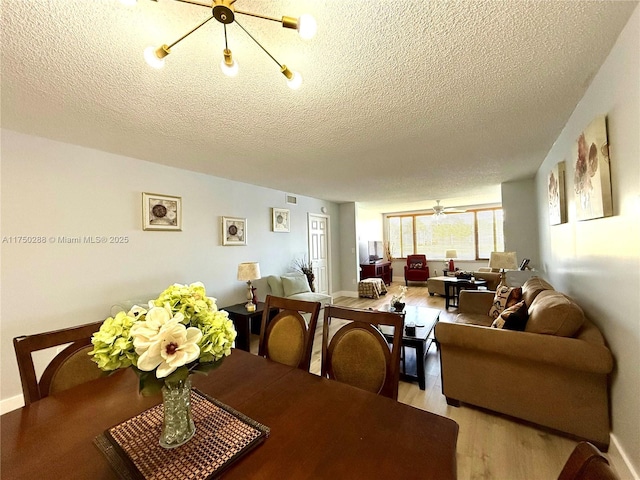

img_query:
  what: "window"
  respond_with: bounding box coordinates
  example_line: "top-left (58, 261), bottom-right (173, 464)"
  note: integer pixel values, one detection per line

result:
top-left (386, 208), bottom-right (504, 260)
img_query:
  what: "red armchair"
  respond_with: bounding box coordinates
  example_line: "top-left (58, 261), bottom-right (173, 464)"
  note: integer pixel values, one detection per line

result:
top-left (404, 254), bottom-right (430, 285)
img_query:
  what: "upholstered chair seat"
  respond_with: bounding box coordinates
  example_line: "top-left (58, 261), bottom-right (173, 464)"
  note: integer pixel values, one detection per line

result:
top-left (259, 295), bottom-right (321, 371)
top-left (321, 305), bottom-right (403, 399)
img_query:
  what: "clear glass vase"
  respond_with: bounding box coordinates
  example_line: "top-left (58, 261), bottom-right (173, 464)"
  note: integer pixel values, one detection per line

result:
top-left (159, 376), bottom-right (196, 449)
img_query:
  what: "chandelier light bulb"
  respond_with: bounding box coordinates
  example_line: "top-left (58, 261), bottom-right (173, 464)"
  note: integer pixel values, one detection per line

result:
top-left (144, 46), bottom-right (166, 69)
top-left (297, 14), bottom-right (317, 40)
top-left (221, 48), bottom-right (238, 77)
top-left (220, 59), bottom-right (239, 77)
top-left (287, 71), bottom-right (302, 90)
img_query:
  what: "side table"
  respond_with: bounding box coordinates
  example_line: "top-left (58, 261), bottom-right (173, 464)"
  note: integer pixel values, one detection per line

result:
top-left (443, 278), bottom-right (487, 309)
top-left (221, 302), bottom-right (276, 352)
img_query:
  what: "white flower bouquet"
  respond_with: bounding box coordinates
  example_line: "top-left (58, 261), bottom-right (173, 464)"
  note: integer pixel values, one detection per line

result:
top-left (89, 282), bottom-right (237, 395)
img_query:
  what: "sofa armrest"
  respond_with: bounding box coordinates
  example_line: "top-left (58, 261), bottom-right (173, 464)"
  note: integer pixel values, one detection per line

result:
top-left (435, 322), bottom-right (613, 374)
top-left (457, 290), bottom-right (495, 315)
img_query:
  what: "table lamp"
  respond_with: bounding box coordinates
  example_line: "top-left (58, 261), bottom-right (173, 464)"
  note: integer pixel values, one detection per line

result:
top-left (445, 249), bottom-right (457, 272)
top-left (237, 262), bottom-right (261, 311)
top-left (489, 252), bottom-right (518, 287)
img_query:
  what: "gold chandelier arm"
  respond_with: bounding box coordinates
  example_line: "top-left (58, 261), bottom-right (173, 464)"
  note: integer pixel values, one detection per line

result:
top-left (165, 0), bottom-right (237, 8)
top-left (168, 0), bottom-right (211, 7)
top-left (234, 19), bottom-right (283, 68)
top-left (235, 9), bottom-right (298, 30)
top-left (166, 15), bottom-right (216, 49)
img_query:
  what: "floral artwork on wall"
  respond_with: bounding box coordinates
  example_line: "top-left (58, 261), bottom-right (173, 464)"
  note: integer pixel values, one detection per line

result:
top-left (272, 208), bottom-right (290, 232)
top-left (222, 217), bottom-right (246, 245)
top-left (548, 161), bottom-right (567, 225)
top-left (142, 193), bottom-right (182, 231)
top-left (573, 115), bottom-right (613, 221)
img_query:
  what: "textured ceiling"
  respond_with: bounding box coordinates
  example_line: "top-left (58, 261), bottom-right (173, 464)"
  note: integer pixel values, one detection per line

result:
top-left (1, 0), bottom-right (637, 213)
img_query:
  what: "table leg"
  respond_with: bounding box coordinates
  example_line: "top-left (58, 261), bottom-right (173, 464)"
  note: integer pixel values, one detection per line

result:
top-left (416, 341), bottom-right (426, 390)
top-left (231, 316), bottom-right (251, 352)
top-left (444, 283), bottom-right (452, 309)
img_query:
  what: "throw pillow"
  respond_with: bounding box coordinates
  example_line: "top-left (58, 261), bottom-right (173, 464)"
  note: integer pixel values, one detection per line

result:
top-left (488, 286), bottom-right (523, 319)
top-left (267, 275), bottom-right (285, 297)
top-left (410, 262), bottom-right (423, 269)
top-left (491, 300), bottom-right (529, 331)
top-left (282, 275), bottom-right (311, 297)
top-left (525, 291), bottom-right (585, 337)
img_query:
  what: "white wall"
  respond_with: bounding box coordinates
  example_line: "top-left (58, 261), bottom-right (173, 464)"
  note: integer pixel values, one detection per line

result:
top-left (502, 177), bottom-right (540, 270)
top-left (0, 129), bottom-right (340, 406)
top-left (356, 205), bottom-right (384, 265)
top-left (535, 5), bottom-right (640, 475)
top-left (339, 202), bottom-right (359, 294)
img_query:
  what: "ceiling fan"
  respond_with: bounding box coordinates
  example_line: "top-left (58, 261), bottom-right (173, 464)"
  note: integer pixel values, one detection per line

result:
top-left (432, 200), bottom-right (466, 217)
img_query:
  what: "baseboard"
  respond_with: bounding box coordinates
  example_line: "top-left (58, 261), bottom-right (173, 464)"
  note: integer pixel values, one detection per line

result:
top-left (1, 394), bottom-right (24, 415)
top-left (610, 433), bottom-right (640, 480)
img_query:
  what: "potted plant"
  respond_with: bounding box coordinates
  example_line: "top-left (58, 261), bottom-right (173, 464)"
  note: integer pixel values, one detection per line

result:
top-left (390, 286), bottom-right (407, 311)
top-left (293, 257), bottom-right (315, 292)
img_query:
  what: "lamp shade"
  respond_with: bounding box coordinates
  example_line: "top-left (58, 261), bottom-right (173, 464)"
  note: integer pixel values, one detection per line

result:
top-left (489, 252), bottom-right (518, 271)
top-left (445, 249), bottom-right (457, 259)
top-left (237, 262), bottom-right (261, 281)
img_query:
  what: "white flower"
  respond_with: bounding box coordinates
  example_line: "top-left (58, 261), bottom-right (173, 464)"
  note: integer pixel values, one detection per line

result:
top-left (128, 305), bottom-right (148, 318)
top-left (130, 306), bottom-right (184, 354)
top-left (136, 322), bottom-right (202, 378)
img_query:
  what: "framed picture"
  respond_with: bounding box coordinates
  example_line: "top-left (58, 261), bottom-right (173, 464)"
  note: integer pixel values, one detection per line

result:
top-left (573, 115), bottom-right (613, 221)
top-left (142, 193), bottom-right (182, 231)
top-left (548, 161), bottom-right (567, 225)
top-left (222, 217), bottom-right (247, 246)
top-left (272, 208), bottom-right (290, 232)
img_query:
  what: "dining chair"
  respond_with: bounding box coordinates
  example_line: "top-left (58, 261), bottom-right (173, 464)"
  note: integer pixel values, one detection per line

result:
top-left (321, 305), bottom-right (404, 400)
top-left (258, 295), bottom-right (322, 371)
top-left (13, 320), bottom-right (105, 405)
top-left (557, 442), bottom-right (619, 480)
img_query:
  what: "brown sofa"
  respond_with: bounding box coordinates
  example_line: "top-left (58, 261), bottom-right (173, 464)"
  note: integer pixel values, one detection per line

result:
top-left (435, 277), bottom-right (613, 449)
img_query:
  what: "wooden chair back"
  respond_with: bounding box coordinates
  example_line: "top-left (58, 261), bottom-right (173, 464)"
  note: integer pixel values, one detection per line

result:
top-left (321, 305), bottom-right (403, 400)
top-left (557, 442), bottom-right (619, 480)
top-left (13, 320), bottom-right (105, 405)
top-left (258, 295), bottom-right (321, 371)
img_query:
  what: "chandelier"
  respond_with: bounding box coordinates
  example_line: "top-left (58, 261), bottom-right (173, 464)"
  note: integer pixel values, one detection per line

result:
top-left (120, 0), bottom-right (317, 89)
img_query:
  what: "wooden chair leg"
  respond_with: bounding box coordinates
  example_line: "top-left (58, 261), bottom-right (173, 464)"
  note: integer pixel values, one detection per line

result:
top-left (445, 397), bottom-right (460, 407)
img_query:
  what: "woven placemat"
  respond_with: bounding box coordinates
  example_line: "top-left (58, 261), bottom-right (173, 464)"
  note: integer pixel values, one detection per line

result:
top-left (94, 389), bottom-right (269, 480)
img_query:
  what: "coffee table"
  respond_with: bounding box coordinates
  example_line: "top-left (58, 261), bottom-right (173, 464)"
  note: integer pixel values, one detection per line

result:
top-left (378, 306), bottom-right (440, 390)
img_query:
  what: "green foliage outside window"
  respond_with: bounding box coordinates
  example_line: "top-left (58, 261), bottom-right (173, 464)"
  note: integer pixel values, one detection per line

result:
top-left (386, 208), bottom-right (504, 260)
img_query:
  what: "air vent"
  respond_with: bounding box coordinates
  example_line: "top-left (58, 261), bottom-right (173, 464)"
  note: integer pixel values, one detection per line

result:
top-left (285, 194), bottom-right (297, 205)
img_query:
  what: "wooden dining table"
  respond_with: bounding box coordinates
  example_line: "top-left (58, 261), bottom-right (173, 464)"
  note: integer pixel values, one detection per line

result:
top-left (1, 349), bottom-right (459, 479)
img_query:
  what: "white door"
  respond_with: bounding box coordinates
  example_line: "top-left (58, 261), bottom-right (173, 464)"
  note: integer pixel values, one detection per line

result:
top-left (308, 214), bottom-right (331, 295)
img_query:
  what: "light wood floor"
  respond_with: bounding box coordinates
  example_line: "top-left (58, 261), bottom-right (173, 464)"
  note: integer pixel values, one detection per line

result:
top-left (252, 283), bottom-right (581, 479)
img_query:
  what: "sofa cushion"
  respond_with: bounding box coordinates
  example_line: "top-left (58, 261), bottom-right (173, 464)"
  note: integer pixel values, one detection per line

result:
top-left (267, 275), bottom-right (285, 297)
top-left (473, 271), bottom-right (501, 290)
top-left (522, 277), bottom-right (554, 306)
top-left (288, 292), bottom-right (332, 306)
top-left (455, 313), bottom-right (494, 327)
top-left (488, 286), bottom-right (522, 319)
top-left (525, 290), bottom-right (585, 337)
top-left (491, 300), bottom-right (529, 331)
top-left (282, 275), bottom-right (311, 297)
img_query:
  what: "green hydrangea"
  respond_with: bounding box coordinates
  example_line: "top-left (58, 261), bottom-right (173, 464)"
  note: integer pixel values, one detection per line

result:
top-left (89, 282), bottom-right (237, 392)
top-left (89, 311), bottom-right (137, 371)
top-left (152, 282), bottom-right (216, 324)
top-left (196, 310), bottom-right (237, 364)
